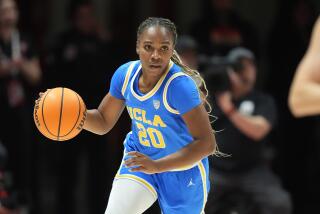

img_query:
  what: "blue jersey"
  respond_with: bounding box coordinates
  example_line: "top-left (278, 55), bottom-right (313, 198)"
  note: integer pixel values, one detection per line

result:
top-left (109, 60), bottom-right (210, 214)
top-left (109, 60), bottom-right (201, 161)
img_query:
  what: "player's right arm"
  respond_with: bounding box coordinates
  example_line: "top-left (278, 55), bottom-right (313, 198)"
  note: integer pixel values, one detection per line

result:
top-left (84, 62), bottom-right (132, 135)
top-left (84, 94), bottom-right (125, 135)
top-left (288, 17), bottom-right (320, 117)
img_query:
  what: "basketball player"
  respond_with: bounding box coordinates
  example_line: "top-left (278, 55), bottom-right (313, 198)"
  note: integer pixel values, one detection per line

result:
top-left (289, 16), bottom-right (320, 117)
top-left (83, 17), bottom-right (216, 214)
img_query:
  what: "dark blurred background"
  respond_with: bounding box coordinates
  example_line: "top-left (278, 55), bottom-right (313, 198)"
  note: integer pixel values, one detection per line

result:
top-left (0, 0), bottom-right (320, 213)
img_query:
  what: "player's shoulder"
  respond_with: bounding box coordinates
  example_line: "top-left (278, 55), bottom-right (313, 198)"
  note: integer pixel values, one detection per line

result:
top-left (165, 64), bottom-right (199, 107)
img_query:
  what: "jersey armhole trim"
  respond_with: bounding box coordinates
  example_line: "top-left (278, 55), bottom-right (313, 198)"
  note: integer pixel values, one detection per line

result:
top-left (121, 62), bottom-right (137, 96)
top-left (163, 72), bottom-right (188, 114)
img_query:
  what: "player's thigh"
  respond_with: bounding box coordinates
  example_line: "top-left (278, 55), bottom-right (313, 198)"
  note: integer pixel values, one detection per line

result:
top-left (105, 178), bottom-right (157, 214)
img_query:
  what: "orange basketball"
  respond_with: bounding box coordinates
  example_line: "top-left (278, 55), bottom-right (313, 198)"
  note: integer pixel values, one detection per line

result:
top-left (33, 87), bottom-right (87, 141)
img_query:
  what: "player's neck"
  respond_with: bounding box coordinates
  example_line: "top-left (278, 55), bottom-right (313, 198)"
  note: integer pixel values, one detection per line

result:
top-left (138, 62), bottom-right (170, 93)
top-left (138, 73), bottom-right (159, 93)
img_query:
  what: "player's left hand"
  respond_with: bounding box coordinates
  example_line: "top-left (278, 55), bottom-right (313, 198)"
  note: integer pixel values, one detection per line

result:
top-left (124, 151), bottom-right (160, 174)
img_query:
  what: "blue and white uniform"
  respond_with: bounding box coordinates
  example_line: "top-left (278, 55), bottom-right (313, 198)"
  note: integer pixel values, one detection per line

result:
top-left (109, 60), bottom-right (210, 214)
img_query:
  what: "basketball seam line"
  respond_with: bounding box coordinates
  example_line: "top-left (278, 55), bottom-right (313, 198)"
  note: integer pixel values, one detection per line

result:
top-left (57, 87), bottom-right (64, 141)
top-left (42, 90), bottom-right (57, 137)
top-left (59, 93), bottom-right (82, 139)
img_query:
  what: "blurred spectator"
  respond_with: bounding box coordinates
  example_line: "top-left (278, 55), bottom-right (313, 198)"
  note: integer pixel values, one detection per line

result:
top-left (205, 47), bottom-right (292, 214)
top-left (0, 141), bottom-right (20, 214)
top-left (0, 0), bottom-right (42, 211)
top-left (190, 0), bottom-right (259, 57)
top-left (176, 35), bottom-right (199, 70)
top-left (43, 0), bottom-right (121, 213)
top-left (46, 0), bottom-right (116, 97)
top-left (266, 1), bottom-right (319, 212)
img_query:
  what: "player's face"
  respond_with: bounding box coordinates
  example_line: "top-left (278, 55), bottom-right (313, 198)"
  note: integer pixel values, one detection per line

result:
top-left (0, 0), bottom-right (18, 27)
top-left (136, 25), bottom-right (174, 77)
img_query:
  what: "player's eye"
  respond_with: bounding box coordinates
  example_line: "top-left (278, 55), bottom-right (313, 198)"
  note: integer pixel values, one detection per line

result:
top-left (160, 46), bottom-right (169, 52)
top-left (144, 45), bottom-right (152, 51)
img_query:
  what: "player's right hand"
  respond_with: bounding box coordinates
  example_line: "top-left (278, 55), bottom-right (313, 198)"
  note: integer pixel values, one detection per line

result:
top-left (124, 151), bottom-right (160, 174)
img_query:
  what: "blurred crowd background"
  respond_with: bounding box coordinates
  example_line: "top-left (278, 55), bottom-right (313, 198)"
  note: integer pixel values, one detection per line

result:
top-left (0, 0), bottom-right (320, 213)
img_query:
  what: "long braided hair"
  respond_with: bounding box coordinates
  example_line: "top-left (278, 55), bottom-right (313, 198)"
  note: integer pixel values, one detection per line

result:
top-left (137, 17), bottom-right (212, 114)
